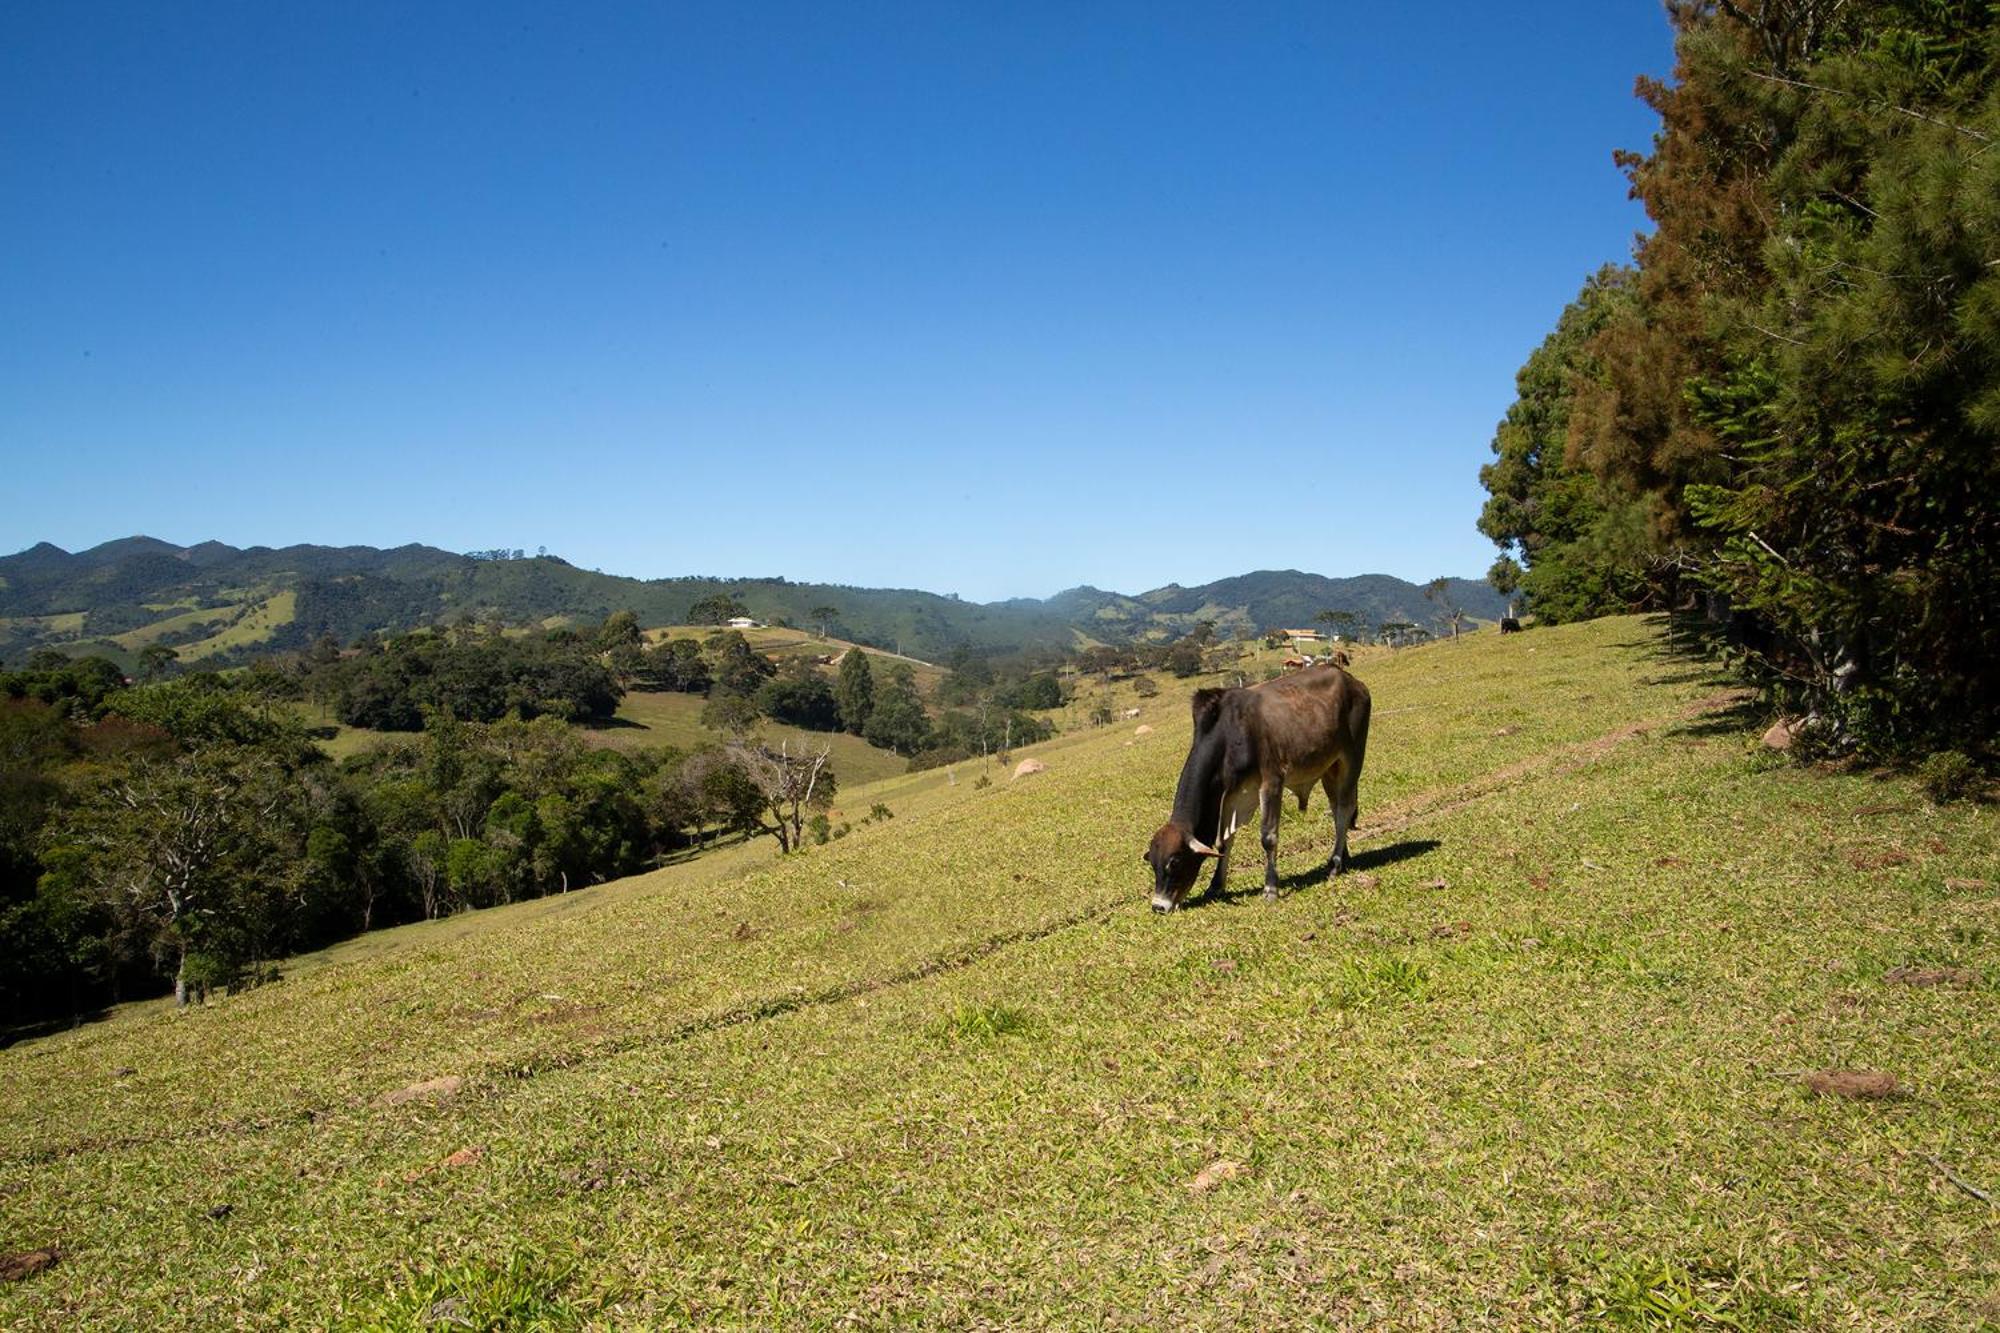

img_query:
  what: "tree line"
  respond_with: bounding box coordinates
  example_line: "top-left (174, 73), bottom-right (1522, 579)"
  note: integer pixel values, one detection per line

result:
top-left (1478, 1), bottom-right (1998, 757)
top-left (0, 650), bottom-right (855, 1028)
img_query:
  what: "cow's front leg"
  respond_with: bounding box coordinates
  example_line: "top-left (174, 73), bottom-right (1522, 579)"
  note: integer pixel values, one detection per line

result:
top-left (1207, 836), bottom-right (1231, 899)
top-left (1260, 779), bottom-right (1284, 900)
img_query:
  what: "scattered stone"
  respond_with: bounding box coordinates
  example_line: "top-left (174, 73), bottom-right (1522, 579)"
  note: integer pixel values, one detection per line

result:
top-left (112, 1066), bottom-right (136, 1078)
top-left (1188, 1159), bottom-right (1246, 1193)
top-left (1430, 921), bottom-right (1473, 940)
top-left (206, 1203), bottom-right (232, 1221)
top-left (1804, 1069), bottom-right (1901, 1100)
top-left (1210, 958), bottom-right (1237, 974)
top-left (1134, 724), bottom-right (1154, 736)
top-left (1012, 759), bottom-right (1047, 779)
top-left (0, 1249), bottom-right (58, 1282)
top-left (1493, 726), bottom-right (1518, 737)
top-left (1883, 965), bottom-right (1979, 988)
top-left (376, 1075), bottom-right (464, 1108)
top-left (1761, 718), bottom-right (1798, 751)
top-left (440, 1146), bottom-right (485, 1168)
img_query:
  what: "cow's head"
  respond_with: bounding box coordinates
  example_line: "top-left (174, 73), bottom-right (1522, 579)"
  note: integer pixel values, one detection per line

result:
top-left (1144, 822), bottom-right (1217, 914)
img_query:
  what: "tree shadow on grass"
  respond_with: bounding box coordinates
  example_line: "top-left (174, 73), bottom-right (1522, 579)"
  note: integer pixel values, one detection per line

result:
top-left (1185, 838), bottom-right (1442, 907)
top-left (582, 716), bottom-right (648, 732)
top-left (1663, 696), bottom-right (1765, 740)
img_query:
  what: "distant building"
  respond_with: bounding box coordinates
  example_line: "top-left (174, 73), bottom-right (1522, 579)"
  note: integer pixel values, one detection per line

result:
top-left (1281, 628), bottom-right (1326, 643)
top-left (727, 616), bottom-right (760, 630)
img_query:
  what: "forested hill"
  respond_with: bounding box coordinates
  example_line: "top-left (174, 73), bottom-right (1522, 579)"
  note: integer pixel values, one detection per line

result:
top-left (0, 538), bottom-right (1504, 666)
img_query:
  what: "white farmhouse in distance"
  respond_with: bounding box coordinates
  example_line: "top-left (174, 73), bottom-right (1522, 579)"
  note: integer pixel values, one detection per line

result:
top-left (727, 616), bottom-right (761, 630)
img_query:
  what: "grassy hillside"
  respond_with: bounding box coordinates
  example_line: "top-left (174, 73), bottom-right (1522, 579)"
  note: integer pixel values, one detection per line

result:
top-left (293, 625), bottom-right (929, 782)
top-left (3, 618), bottom-right (1994, 1328)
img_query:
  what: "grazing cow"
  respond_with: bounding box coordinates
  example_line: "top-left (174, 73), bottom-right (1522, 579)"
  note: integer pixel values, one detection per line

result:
top-left (1499, 618), bottom-right (1523, 634)
top-left (1144, 664), bottom-right (1371, 913)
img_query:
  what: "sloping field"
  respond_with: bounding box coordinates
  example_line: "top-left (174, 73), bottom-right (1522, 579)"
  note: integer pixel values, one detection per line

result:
top-left (587, 690), bottom-right (912, 787)
top-left (2, 618), bottom-right (1994, 1328)
top-left (173, 589), bottom-right (296, 661)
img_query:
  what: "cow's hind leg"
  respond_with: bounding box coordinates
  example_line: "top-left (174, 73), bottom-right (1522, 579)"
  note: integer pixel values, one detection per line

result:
top-left (1321, 766), bottom-right (1356, 877)
top-left (1260, 779), bottom-right (1284, 900)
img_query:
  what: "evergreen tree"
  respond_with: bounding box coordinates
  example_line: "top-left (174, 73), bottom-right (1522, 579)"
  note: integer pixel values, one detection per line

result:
top-left (835, 649), bottom-right (875, 734)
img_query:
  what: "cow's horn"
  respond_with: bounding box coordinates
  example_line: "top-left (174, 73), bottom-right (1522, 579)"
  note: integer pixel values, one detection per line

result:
top-left (1187, 836), bottom-right (1220, 857)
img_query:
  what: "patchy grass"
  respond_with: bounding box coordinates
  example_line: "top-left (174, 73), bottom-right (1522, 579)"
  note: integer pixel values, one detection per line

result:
top-left (586, 689), bottom-right (911, 786)
top-left (174, 589), bottom-right (296, 660)
top-left (106, 603), bottom-right (243, 651)
top-left (3, 616), bottom-right (1996, 1329)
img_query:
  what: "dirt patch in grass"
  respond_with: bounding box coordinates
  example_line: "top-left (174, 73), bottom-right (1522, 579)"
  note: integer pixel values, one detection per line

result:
top-left (1188, 1159), bottom-right (1246, 1193)
top-left (1846, 847), bottom-right (1911, 870)
top-left (1804, 1069), bottom-right (1902, 1100)
top-left (376, 1075), bottom-right (465, 1107)
top-left (1882, 965), bottom-right (1978, 988)
top-left (0, 1249), bottom-right (57, 1282)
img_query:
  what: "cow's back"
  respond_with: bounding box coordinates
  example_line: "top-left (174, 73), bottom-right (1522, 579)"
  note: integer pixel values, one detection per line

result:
top-left (1239, 664), bottom-right (1368, 777)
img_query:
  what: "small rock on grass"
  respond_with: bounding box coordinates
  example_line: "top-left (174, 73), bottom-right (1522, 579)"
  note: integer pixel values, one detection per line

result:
top-left (1804, 1069), bottom-right (1901, 1100)
top-left (1188, 1159), bottom-right (1246, 1193)
top-left (0, 1248), bottom-right (58, 1281)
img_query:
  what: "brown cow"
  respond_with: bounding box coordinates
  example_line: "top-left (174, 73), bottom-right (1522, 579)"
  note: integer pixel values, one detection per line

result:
top-left (1144, 664), bottom-right (1370, 913)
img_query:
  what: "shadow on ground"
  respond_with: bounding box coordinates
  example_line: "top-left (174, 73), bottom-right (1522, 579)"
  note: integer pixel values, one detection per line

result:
top-left (1187, 839), bottom-right (1443, 907)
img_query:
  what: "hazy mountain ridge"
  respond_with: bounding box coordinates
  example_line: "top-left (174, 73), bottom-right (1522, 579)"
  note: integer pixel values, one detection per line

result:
top-left (0, 539), bottom-right (1505, 665)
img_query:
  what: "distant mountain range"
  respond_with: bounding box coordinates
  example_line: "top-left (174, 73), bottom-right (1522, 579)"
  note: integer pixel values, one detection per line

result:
top-left (0, 537), bottom-right (1506, 667)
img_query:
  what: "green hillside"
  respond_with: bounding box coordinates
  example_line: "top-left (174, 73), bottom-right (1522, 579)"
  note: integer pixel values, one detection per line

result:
top-left (3, 618), bottom-right (1993, 1327)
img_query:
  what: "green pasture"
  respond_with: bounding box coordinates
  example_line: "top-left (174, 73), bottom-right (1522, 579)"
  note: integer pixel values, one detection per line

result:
top-left (589, 688), bottom-right (912, 787)
top-left (2, 617), bottom-right (1994, 1329)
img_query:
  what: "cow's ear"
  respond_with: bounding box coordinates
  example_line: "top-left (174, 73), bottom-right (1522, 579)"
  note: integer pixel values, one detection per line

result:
top-left (1191, 688), bottom-right (1227, 733)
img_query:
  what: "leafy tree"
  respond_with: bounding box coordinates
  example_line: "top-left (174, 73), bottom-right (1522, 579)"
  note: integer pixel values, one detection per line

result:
top-left (861, 663), bottom-right (930, 755)
top-left (1314, 609), bottom-right (1359, 642)
top-left (1509, 1), bottom-right (2000, 751)
top-left (1164, 639), bottom-right (1203, 678)
top-left (999, 672), bottom-right (1062, 711)
top-left (756, 659), bottom-right (840, 730)
top-left (701, 688), bottom-right (762, 738)
top-left (64, 746), bottom-right (301, 1005)
top-left (642, 638), bottom-right (711, 694)
top-left (809, 605), bottom-right (840, 639)
top-left (835, 649), bottom-right (875, 734)
top-left (705, 631), bottom-right (777, 696)
top-left (597, 610), bottom-right (642, 650)
top-left (1477, 266), bottom-right (1658, 622)
top-left (687, 593), bottom-right (747, 626)
top-left (137, 642), bottom-right (179, 682)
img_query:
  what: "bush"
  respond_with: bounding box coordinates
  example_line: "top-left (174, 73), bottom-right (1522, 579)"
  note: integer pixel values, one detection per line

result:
top-left (1918, 751), bottom-right (1979, 805)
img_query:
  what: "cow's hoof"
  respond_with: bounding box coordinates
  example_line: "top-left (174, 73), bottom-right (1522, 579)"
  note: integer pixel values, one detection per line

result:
top-left (1327, 856), bottom-right (1344, 879)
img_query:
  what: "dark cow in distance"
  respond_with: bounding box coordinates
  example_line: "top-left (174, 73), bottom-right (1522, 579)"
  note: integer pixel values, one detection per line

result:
top-left (1144, 664), bottom-right (1371, 913)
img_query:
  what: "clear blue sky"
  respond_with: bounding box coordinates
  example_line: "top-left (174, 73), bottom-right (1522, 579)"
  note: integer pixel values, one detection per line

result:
top-left (2, 3), bottom-right (1673, 602)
